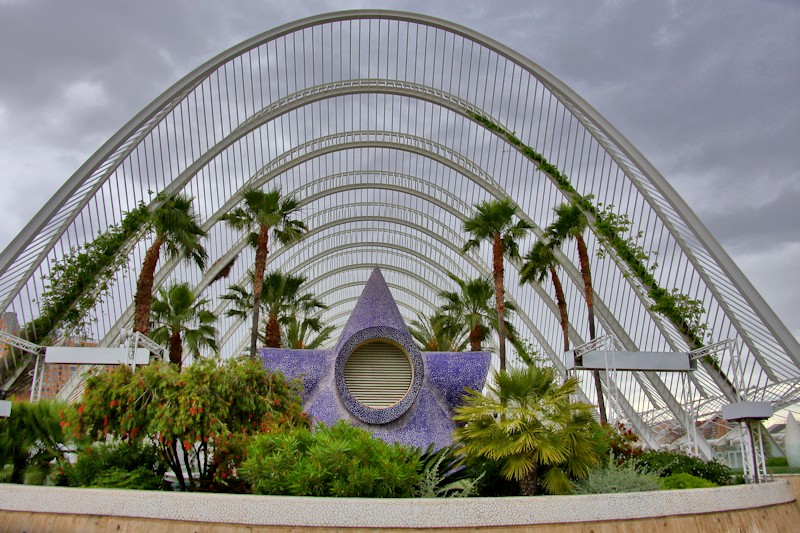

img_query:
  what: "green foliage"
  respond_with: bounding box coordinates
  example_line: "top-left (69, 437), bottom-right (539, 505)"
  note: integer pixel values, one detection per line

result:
top-left (60, 439), bottom-right (166, 490)
top-left (415, 445), bottom-right (480, 498)
top-left (453, 366), bottom-right (599, 495)
top-left (593, 422), bottom-right (643, 465)
top-left (149, 282), bottom-right (218, 367)
top-left (766, 456), bottom-right (788, 467)
top-left (24, 204), bottom-right (148, 344)
top-left (461, 455), bottom-right (521, 496)
top-left (0, 400), bottom-right (72, 485)
top-left (71, 356), bottom-right (308, 491)
top-left (240, 420), bottom-right (420, 497)
top-left (661, 472), bottom-right (717, 490)
top-left (574, 461), bottom-right (663, 494)
top-left (634, 450), bottom-right (732, 485)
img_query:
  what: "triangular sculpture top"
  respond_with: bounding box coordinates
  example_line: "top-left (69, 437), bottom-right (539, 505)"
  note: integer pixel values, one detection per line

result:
top-left (334, 267), bottom-right (412, 352)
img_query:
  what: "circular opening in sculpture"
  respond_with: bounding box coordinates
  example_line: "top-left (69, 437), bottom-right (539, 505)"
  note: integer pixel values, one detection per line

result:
top-left (344, 339), bottom-right (413, 408)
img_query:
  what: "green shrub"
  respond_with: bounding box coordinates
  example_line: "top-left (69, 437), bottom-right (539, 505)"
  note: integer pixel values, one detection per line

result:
top-left (71, 356), bottom-right (308, 491)
top-left (0, 400), bottom-right (72, 485)
top-left (461, 455), bottom-right (521, 496)
top-left (415, 445), bottom-right (480, 498)
top-left (574, 461), bottom-right (662, 494)
top-left (61, 439), bottom-right (165, 490)
top-left (662, 473), bottom-right (716, 490)
top-left (766, 457), bottom-right (788, 467)
top-left (240, 420), bottom-right (420, 497)
top-left (634, 450), bottom-right (731, 485)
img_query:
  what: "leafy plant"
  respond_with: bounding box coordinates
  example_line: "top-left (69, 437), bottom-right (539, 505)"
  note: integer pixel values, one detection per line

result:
top-left (60, 439), bottom-right (166, 490)
top-left (574, 461), bottom-right (663, 494)
top-left (0, 400), bottom-right (73, 485)
top-left (415, 445), bottom-right (480, 498)
top-left (634, 450), bottom-right (731, 485)
top-left (453, 366), bottom-right (599, 495)
top-left (240, 420), bottom-right (420, 497)
top-left (662, 472), bottom-right (717, 490)
top-left (70, 356), bottom-right (308, 491)
top-left (766, 456), bottom-right (788, 467)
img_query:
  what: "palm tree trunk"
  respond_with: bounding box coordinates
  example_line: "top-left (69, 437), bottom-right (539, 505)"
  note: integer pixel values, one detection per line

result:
top-left (265, 314), bottom-right (282, 348)
top-left (549, 265), bottom-right (570, 353)
top-left (250, 225), bottom-right (270, 358)
top-left (133, 236), bottom-right (164, 334)
top-left (519, 468), bottom-right (538, 496)
top-left (492, 232), bottom-right (507, 373)
top-left (576, 235), bottom-right (607, 425)
top-left (169, 329), bottom-right (183, 369)
top-left (469, 324), bottom-right (482, 351)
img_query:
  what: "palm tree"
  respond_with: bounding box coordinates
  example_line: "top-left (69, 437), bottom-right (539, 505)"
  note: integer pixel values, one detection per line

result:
top-left (283, 315), bottom-right (335, 349)
top-left (453, 365), bottom-right (598, 495)
top-left (220, 187), bottom-right (307, 357)
top-left (520, 240), bottom-right (570, 354)
top-left (439, 273), bottom-right (518, 352)
top-left (462, 198), bottom-right (532, 372)
top-left (133, 193), bottom-right (207, 335)
top-left (261, 272), bottom-right (319, 348)
top-left (549, 201), bottom-right (607, 424)
top-left (149, 282), bottom-right (217, 369)
top-left (409, 310), bottom-right (468, 352)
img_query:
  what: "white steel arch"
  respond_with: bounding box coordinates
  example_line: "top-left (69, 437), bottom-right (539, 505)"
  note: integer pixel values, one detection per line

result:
top-left (2, 10), bottom-right (798, 451)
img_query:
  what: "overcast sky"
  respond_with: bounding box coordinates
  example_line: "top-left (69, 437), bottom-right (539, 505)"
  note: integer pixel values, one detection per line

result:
top-left (0, 0), bottom-right (798, 341)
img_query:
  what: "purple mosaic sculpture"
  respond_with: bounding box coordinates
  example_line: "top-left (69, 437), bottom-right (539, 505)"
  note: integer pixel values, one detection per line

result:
top-left (260, 267), bottom-right (491, 449)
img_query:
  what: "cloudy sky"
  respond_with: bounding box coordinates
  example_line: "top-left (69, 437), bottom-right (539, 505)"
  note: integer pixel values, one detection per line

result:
top-left (0, 0), bottom-right (798, 340)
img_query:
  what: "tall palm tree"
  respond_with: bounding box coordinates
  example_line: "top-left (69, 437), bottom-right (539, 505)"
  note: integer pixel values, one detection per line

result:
top-left (149, 282), bottom-right (217, 369)
top-left (453, 365), bottom-right (598, 496)
top-left (549, 201), bottom-right (607, 424)
top-left (409, 310), bottom-right (468, 352)
top-left (133, 193), bottom-right (207, 335)
top-left (220, 187), bottom-right (307, 357)
top-left (439, 273), bottom-right (518, 352)
top-left (462, 198), bottom-right (532, 372)
top-left (520, 240), bottom-right (570, 354)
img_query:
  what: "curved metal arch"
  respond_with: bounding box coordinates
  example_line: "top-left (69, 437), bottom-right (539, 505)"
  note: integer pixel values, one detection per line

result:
top-left (3, 10), bottom-right (795, 452)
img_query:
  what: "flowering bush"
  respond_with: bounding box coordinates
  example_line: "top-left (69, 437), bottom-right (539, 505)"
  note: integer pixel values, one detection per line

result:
top-left (69, 356), bottom-right (309, 491)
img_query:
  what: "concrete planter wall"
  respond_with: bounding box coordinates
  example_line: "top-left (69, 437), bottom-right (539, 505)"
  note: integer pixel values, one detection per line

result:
top-left (0, 481), bottom-right (796, 529)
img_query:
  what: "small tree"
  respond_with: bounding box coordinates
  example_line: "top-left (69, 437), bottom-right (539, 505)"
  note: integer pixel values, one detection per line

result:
top-left (150, 282), bottom-right (218, 369)
top-left (454, 365), bottom-right (598, 495)
top-left (70, 357), bottom-right (309, 491)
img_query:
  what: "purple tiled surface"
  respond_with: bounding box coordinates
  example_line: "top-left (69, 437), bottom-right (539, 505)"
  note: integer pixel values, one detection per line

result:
top-left (260, 267), bottom-right (490, 449)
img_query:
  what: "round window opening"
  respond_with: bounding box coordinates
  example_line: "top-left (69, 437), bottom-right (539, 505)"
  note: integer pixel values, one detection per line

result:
top-left (344, 340), bottom-right (413, 408)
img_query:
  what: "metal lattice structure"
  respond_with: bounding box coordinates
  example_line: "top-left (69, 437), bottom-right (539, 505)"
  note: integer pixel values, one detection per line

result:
top-left (1, 10), bottom-right (798, 456)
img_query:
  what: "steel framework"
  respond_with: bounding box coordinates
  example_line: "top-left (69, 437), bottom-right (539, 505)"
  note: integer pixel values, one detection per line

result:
top-left (1, 10), bottom-right (798, 456)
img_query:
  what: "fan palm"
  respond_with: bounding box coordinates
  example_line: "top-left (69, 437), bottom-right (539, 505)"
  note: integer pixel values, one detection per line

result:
top-left (409, 310), bottom-right (468, 352)
top-left (149, 282), bottom-right (217, 369)
top-left (283, 315), bottom-right (335, 349)
top-left (462, 198), bottom-right (532, 371)
top-left (261, 272), bottom-right (322, 348)
top-left (220, 187), bottom-right (307, 357)
top-left (133, 193), bottom-right (207, 335)
top-left (520, 240), bottom-right (570, 354)
top-left (453, 365), bottom-right (598, 495)
top-left (549, 201), bottom-right (607, 424)
top-left (439, 273), bottom-right (518, 352)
